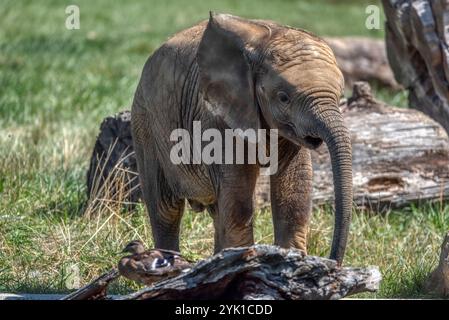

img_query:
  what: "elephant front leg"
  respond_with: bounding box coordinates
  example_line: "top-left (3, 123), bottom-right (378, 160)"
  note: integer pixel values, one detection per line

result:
top-left (215, 165), bottom-right (259, 251)
top-left (270, 146), bottom-right (312, 254)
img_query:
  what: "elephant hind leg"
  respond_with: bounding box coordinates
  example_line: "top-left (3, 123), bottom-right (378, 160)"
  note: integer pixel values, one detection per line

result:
top-left (207, 204), bottom-right (222, 254)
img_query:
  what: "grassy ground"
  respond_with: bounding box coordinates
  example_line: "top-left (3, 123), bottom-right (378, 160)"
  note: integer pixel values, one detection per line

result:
top-left (1, 0), bottom-right (447, 298)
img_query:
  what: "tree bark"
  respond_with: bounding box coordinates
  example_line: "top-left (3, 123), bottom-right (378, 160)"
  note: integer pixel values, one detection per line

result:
top-left (63, 245), bottom-right (381, 300)
top-left (382, 0), bottom-right (449, 134)
top-left (425, 232), bottom-right (449, 297)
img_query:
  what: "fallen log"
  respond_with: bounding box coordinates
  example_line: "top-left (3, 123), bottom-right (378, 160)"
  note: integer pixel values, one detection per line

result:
top-left (85, 111), bottom-right (141, 215)
top-left (325, 37), bottom-right (400, 90)
top-left (86, 82), bottom-right (449, 212)
top-left (63, 245), bottom-right (381, 300)
top-left (425, 232), bottom-right (449, 297)
top-left (382, 0), bottom-right (449, 135)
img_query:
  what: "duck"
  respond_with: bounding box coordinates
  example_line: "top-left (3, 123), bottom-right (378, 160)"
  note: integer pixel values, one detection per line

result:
top-left (118, 240), bottom-right (191, 286)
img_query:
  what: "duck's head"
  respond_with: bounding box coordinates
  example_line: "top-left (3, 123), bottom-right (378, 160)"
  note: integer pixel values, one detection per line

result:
top-left (122, 240), bottom-right (145, 255)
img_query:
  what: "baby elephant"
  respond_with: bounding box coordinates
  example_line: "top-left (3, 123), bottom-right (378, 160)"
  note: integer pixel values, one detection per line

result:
top-left (131, 13), bottom-right (352, 264)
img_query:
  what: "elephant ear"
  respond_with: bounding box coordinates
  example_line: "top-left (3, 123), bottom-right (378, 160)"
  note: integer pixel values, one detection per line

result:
top-left (197, 13), bottom-right (269, 131)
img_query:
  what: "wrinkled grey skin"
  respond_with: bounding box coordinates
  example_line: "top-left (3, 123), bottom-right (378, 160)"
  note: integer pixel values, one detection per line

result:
top-left (131, 13), bottom-right (353, 264)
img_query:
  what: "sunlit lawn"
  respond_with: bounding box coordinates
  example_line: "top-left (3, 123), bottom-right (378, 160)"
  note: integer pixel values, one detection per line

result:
top-left (1, 0), bottom-right (447, 298)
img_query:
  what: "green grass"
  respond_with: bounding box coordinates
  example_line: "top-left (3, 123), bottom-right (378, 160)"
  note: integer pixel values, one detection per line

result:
top-left (0, 0), bottom-right (446, 298)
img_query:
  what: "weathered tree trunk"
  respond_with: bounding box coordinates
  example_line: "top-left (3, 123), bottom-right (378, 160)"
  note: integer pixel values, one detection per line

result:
top-left (325, 37), bottom-right (400, 90)
top-left (63, 245), bottom-right (381, 300)
top-left (382, 0), bottom-right (449, 134)
top-left (86, 82), bottom-right (449, 212)
top-left (85, 111), bottom-right (141, 215)
top-left (425, 232), bottom-right (449, 297)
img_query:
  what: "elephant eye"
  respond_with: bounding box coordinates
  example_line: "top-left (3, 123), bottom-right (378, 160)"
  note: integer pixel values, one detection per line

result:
top-left (277, 91), bottom-right (290, 105)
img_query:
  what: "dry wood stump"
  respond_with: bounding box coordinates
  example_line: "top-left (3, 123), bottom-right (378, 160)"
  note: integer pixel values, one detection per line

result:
top-left (63, 245), bottom-right (381, 300)
top-left (382, 0), bottom-right (449, 134)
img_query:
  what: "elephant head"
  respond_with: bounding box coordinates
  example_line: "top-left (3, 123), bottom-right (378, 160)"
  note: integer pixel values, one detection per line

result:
top-left (197, 13), bottom-right (352, 264)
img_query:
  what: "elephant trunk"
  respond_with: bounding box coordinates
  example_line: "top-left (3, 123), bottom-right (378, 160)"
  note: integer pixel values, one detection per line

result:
top-left (315, 108), bottom-right (353, 265)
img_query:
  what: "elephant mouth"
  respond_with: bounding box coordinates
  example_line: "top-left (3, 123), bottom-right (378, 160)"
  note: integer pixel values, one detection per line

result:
top-left (303, 135), bottom-right (323, 149)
